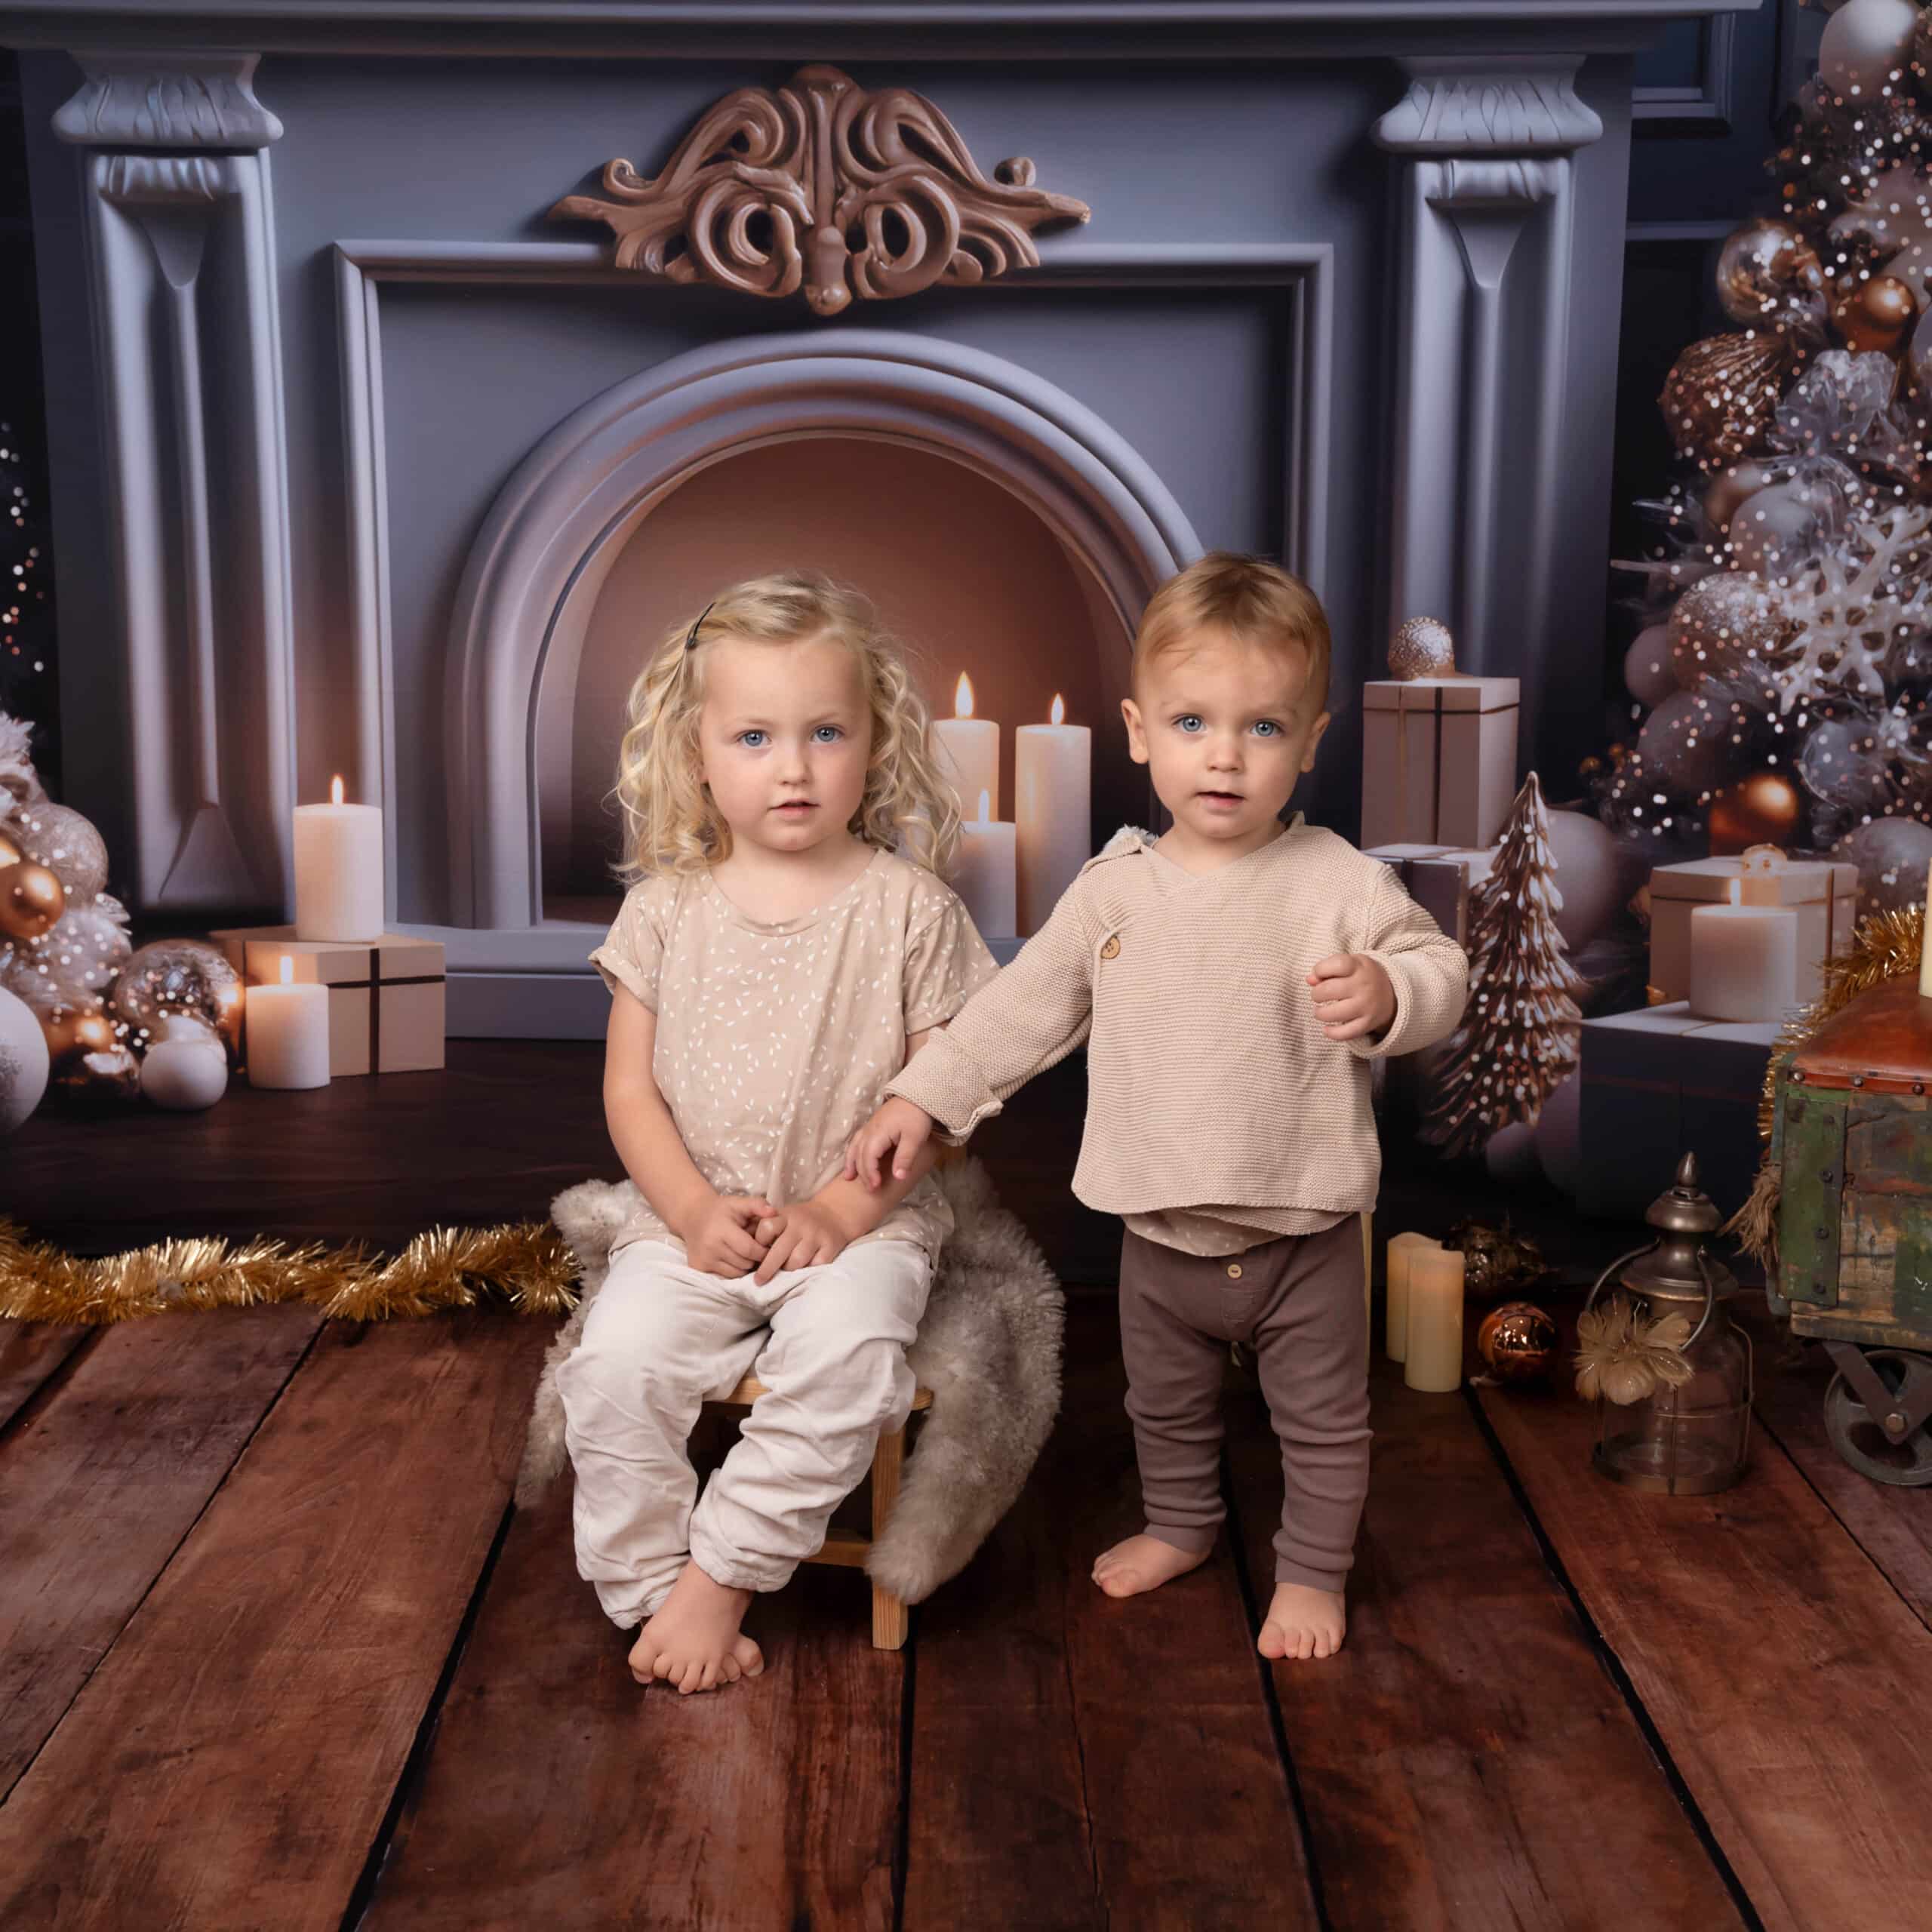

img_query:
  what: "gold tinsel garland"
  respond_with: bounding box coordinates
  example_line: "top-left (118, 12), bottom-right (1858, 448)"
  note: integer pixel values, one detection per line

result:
top-left (1727, 900), bottom-right (1926, 1270)
top-left (0, 1218), bottom-right (580, 1326)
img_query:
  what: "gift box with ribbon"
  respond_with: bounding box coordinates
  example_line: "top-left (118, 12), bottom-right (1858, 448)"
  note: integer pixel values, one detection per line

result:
top-left (1360, 675), bottom-right (1519, 852)
top-left (1367, 842), bottom-right (1496, 949)
top-left (1644, 848), bottom-right (1858, 1008)
top-left (210, 925), bottom-right (445, 1077)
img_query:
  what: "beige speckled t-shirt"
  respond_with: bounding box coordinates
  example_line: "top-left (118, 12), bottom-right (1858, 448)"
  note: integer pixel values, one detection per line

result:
top-left (591, 847), bottom-right (998, 1265)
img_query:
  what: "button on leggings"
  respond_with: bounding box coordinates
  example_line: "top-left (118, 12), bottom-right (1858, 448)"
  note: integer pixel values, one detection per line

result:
top-left (1118, 1217), bottom-right (1371, 1593)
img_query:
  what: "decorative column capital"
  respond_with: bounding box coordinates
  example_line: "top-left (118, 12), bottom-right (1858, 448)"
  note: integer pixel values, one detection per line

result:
top-left (54, 52), bottom-right (282, 151)
top-left (1373, 57), bottom-right (1603, 158)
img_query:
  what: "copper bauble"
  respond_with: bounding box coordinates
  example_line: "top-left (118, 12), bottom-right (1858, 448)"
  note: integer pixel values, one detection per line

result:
top-left (1477, 1302), bottom-right (1561, 1386)
top-left (1715, 218), bottom-right (1826, 331)
top-left (1388, 616), bottom-right (1457, 680)
top-left (1660, 333), bottom-right (1795, 468)
top-left (1835, 272), bottom-right (1918, 354)
top-left (0, 860), bottom-right (66, 941)
top-left (1708, 771), bottom-right (1803, 854)
top-left (42, 1002), bottom-right (117, 1064)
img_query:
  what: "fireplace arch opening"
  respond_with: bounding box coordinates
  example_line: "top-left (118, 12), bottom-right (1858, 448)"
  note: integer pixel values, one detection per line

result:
top-left (448, 330), bottom-right (1201, 931)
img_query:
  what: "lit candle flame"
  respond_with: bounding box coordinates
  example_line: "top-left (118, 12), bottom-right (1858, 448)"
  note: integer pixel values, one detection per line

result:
top-left (278, 955), bottom-right (294, 986)
top-left (330, 774), bottom-right (346, 807)
top-left (1050, 694), bottom-right (1065, 726)
top-left (954, 673), bottom-right (975, 720)
top-left (976, 788), bottom-right (991, 825)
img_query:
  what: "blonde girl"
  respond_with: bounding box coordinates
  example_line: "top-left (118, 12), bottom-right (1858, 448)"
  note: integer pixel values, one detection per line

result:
top-left (558, 571), bottom-right (997, 1694)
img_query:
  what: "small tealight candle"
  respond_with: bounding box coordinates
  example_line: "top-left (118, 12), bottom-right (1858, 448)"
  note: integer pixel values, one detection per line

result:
top-left (952, 789), bottom-right (1017, 940)
top-left (1385, 1232), bottom-right (1441, 1364)
top-left (933, 674), bottom-right (1000, 826)
top-left (293, 774), bottom-right (385, 943)
top-left (1404, 1247), bottom-right (1466, 1393)
top-left (1690, 877), bottom-right (1801, 1022)
top-left (245, 955), bottom-right (331, 1090)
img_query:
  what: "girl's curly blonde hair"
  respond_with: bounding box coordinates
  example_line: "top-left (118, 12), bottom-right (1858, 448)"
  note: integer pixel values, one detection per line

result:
top-left (611, 570), bottom-right (964, 884)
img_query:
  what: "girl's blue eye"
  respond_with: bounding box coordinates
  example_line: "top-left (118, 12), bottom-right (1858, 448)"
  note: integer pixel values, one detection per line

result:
top-left (739, 730), bottom-right (767, 748)
top-left (813, 725), bottom-right (843, 743)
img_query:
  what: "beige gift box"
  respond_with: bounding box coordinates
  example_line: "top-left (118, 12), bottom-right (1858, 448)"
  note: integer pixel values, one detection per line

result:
top-left (1367, 842), bottom-right (1496, 949)
top-left (1645, 856), bottom-right (1859, 1008)
top-left (1361, 676), bottom-right (1519, 852)
top-left (210, 925), bottom-right (446, 1076)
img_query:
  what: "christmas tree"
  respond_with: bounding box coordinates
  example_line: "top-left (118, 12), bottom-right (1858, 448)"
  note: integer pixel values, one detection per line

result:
top-left (1423, 772), bottom-right (1588, 1161)
top-left (1598, 0), bottom-right (1932, 915)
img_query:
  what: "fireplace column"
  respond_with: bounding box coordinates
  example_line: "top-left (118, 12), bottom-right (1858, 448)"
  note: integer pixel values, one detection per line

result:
top-left (53, 53), bottom-right (294, 914)
top-left (1374, 58), bottom-right (1607, 718)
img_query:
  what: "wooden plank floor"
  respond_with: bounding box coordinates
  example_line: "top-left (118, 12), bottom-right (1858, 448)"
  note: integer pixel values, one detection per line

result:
top-left (6, 1042), bottom-right (1927, 1928)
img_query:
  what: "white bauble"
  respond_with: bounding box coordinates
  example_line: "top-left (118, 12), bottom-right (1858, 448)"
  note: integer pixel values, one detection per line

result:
top-left (1531, 1072), bottom-right (1583, 1198)
top-left (1544, 808), bottom-right (1626, 953)
top-left (139, 1013), bottom-right (229, 1112)
top-left (1820, 0), bottom-right (1921, 99)
top-left (1832, 816), bottom-right (1932, 914)
top-left (1484, 1120), bottom-right (1544, 1186)
top-left (0, 983), bottom-right (49, 1134)
top-left (1625, 626), bottom-right (1679, 709)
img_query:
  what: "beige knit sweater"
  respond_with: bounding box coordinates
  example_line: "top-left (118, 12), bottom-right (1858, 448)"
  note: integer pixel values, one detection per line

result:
top-left (885, 820), bottom-right (1469, 1223)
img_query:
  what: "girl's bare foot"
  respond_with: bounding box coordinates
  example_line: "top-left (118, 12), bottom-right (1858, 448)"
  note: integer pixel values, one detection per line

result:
top-left (1091, 1532), bottom-right (1211, 1599)
top-left (628, 1559), bottom-right (764, 1693)
top-left (1259, 1581), bottom-right (1346, 1661)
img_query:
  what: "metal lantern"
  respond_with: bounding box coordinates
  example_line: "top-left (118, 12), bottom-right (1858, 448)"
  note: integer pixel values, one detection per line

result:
top-left (1584, 1152), bottom-right (1753, 1495)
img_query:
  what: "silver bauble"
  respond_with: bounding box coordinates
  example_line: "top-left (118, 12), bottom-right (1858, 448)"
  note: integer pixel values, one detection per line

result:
top-left (4, 801), bottom-right (109, 903)
top-left (1799, 715), bottom-right (1898, 814)
top-left (1625, 626), bottom-right (1680, 709)
top-left (1389, 616), bottom-right (1457, 681)
top-left (1665, 574), bottom-right (1791, 694)
top-left (1638, 689), bottom-right (1746, 801)
top-left (0, 983), bottom-right (49, 1134)
top-left (106, 940), bottom-right (244, 1059)
top-left (1832, 814), bottom-right (1932, 913)
top-left (1820, 0), bottom-right (1921, 100)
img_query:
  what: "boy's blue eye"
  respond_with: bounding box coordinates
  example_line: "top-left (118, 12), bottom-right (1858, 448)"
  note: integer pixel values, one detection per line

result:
top-left (1253, 720), bottom-right (1281, 737)
top-left (1174, 715), bottom-right (1201, 734)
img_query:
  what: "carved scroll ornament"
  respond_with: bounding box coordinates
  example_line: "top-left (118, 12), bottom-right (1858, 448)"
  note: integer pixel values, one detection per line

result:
top-left (549, 64), bottom-right (1089, 315)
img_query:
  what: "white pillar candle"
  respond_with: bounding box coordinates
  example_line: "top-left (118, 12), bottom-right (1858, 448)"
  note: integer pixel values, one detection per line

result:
top-left (245, 955), bottom-right (331, 1090)
top-left (952, 789), bottom-right (1017, 940)
top-left (1920, 860), bottom-right (1932, 999)
top-left (1015, 694), bottom-right (1091, 936)
top-left (1384, 1231), bottom-right (1441, 1363)
top-left (1404, 1246), bottom-right (1466, 1393)
top-left (933, 674), bottom-right (1000, 826)
top-left (1689, 878), bottom-right (1801, 1021)
top-left (294, 775), bottom-right (385, 942)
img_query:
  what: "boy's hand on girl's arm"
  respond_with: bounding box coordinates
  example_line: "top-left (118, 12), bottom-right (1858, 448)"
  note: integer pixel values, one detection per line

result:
top-left (1306, 952), bottom-right (1397, 1042)
top-left (675, 1189), bottom-right (776, 1278)
top-left (842, 1097), bottom-right (937, 1189)
top-left (750, 1196), bottom-right (857, 1284)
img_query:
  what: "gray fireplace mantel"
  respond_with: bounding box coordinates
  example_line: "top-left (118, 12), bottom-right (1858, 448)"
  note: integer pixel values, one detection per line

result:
top-left (6, 0), bottom-right (1758, 1038)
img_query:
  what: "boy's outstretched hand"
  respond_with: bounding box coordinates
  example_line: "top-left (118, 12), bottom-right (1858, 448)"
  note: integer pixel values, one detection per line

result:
top-left (1307, 952), bottom-right (1396, 1042)
top-left (844, 1097), bottom-right (937, 1189)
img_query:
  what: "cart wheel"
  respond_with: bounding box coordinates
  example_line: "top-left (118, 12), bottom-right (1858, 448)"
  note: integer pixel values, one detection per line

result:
top-left (1823, 1350), bottom-right (1932, 1487)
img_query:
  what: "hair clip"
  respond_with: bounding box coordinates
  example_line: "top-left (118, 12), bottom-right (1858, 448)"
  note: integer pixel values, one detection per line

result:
top-left (685, 601), bottom-right (715, 651)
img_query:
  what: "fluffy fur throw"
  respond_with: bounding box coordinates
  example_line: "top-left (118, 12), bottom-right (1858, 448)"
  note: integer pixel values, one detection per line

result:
top-left (518, 1157), bottom-right (1064, 1605)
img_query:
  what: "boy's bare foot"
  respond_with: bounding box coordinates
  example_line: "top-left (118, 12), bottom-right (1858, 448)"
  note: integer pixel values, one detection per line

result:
top-left (628, 1559), bottom-right (764, 1694)
top-left (1258, 1580), bottom-right (1346, 1661)
top-left (1091, 1532), bottom-right (1211, 1598)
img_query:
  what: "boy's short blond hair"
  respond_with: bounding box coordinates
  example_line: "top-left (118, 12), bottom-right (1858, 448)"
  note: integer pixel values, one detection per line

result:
top-left (1133, 552), bottom-right (1332, 715)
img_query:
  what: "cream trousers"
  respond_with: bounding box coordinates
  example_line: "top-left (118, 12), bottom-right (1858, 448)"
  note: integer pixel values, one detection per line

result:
top-left (557, 1235), bottom-right (933, 1627)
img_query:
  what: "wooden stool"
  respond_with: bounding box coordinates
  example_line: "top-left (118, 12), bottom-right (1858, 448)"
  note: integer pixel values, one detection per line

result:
top-left (707, 1374), bottom-right (934, 1651)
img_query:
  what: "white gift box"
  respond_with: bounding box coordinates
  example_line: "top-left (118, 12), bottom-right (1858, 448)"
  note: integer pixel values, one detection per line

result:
top-left (1361, 676), bottom-right (1519, 852)
top-left (1646, 854), bottom-right (1859, 1008)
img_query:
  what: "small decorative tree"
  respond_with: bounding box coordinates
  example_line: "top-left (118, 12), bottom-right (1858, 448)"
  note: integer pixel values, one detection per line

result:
top-left (1423, 771), bottom-right (1588, 1160)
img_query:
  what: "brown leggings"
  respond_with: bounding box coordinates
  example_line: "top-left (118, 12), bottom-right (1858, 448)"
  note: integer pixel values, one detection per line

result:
top-left (1118, 1217), bottom-right (1371, 1594)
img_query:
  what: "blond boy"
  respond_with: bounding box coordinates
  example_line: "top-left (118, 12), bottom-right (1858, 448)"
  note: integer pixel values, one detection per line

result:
top-left (848, 553), bottom-right (1468, 1660)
